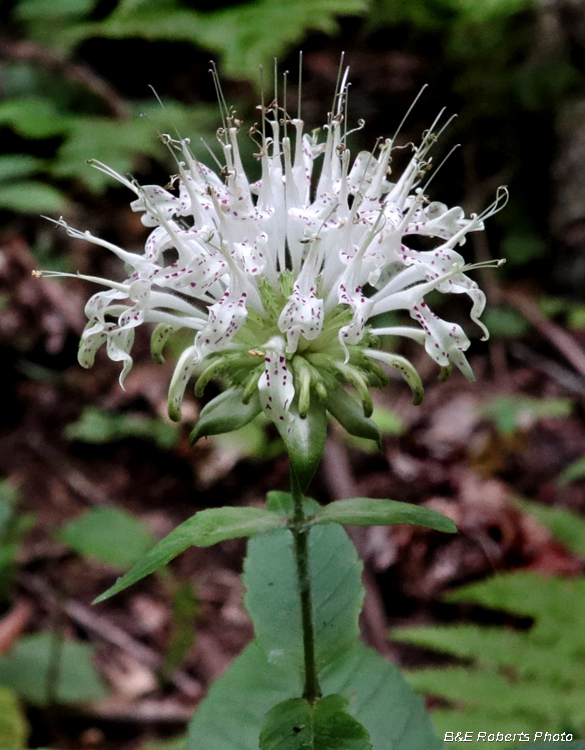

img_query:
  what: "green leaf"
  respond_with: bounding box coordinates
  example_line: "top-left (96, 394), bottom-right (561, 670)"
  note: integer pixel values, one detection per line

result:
top-left (0, 482), bottom-right (31, 601)
top-left (65, 0), bottom-right (366, 81)
top-left (0, 155), bottom-right (42, 182)
top-left (112, 0), bottom-right (177, 17)
top-left (259, 694), bottom-right (371, 750)
top-left (393, 623), bottom-right (560, 682)
top-left (370, 406), bottom-right (406, 436)
top-left (558, 455), bottom-right (585, 486)
top-left (362, 0), bottom-right (445, 30)
top-left (482, 307), bottom-right (530, 338)
top-left (52, 103), bottom-right (217, 192)
top-left (16, 0), bottom-right (93, 21)
top-left (321, 645), bottom-right (441, 750)
top-left (275, 402), bottom-right (327, 493)
top-left (0, 633), bottom-right (106, 706)
top-left (405, 665), bottom-right (585, 726)
top-left (568, 305), bottom-right (585, 330)
top-left (59, 506), bottom-right (155, 569)
top-left (142, 734), bottom-right (188, 750)
top-left (0, 182), bottom-right (66, 213)
top-left (187, 639), bottom-right (300, 750)
top-left (313, 498), bottom-right (457, 533)
top-left (394, 563), bottom-right (585, 741)
top-left (188, 389), bottom-right (262, 443)
top-left (198, 0), bottom-right (367, 81)
top-left (53, 117), bottom-right (152, 191)
top-left (537, 296), bottom-right (573, 318)
top-left (446, 571), bottom-right (585, 625)
top-left (447, 0), bottom-right (537, 24)
top-left (0, 686), bottom-right (28, 749)
top-left (64, 6), bottom-right (202, 46)
top-left (213, 420), bottom-right (278, 460)
top-left (500, 230), bottom-right (546, 267)
top-left (324, 387), bottom-right (382, 448)
top-left (188, 518), bottom-right (440, 750)
top-left (66, 407), bottom-right (179, 450)
top-left (514, 497), bottom-right (585, 557)
top-left (266, 490), bottom-right (299, 515)
top-left (94, 506), bottom-right (286, 603)
top-left (0, 98), bottom-right (70, 139)
top-left (188, 639), bottom-right (440, 750)
top-left (480, 396), bottom-right (573, 436)
top-left (243, 519), bottom-right (363, 672)
top-left (0, 483), bottom-right (17, 540)
top-left (163, 582), bottom-right (199, 679)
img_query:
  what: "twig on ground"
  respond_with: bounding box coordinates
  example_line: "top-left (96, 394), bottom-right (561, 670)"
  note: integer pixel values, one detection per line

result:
top-left (0, 599), bottom-right (33, 654)
top-left (505, 289), bottom-right (585, 379)
top-left (509, 342), bottom-right (585, 395)
top-left (86, 698), bottom-right (195, 723)
top-left (26, 433), bottom-right (111, 506)
top-left (19, 573), bottom-right (203, 700)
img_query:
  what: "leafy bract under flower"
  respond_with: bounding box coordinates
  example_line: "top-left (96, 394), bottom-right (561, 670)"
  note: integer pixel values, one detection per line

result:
top-left (45, 72), bottom-right (506, 456)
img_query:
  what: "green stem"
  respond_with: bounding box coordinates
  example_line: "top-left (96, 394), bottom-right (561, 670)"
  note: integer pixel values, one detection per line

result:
top-left (290, 470), bottom-right (322, 704)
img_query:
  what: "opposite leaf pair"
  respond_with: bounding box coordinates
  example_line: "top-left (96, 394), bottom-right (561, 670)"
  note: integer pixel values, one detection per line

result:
top-left (94, 493), bottom-right (456, 604)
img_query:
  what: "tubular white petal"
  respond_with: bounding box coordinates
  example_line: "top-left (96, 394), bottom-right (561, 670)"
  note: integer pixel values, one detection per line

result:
top-left (369, 326), bottom-right (426, 345)
top-left (106, 327), bottom-right (135, 388)
top-left (278, 285), bottom-right (324, 353)
top-left (194, 290), bottom-right (249, 360)
top-left (410, 301), bottom-right (475, 381)
top-left (78, 325), bottom-right (111, 369)
top-left (131, 184), bottom-right (181, 227)
top-left (258, 340), bottom-right (295, 424)
top-left (168, 345), bottom-right (200, 421)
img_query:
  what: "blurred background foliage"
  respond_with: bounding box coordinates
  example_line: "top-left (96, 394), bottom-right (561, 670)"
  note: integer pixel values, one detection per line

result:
top-left (2, 0), bottom-right (585, 295)
top-left (2, 0), bottom-right (585, 747)
top-left (394, 500), bottom-right (585, 744)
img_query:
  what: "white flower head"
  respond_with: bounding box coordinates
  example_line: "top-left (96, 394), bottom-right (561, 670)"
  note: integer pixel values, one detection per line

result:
top-left (43, 64), bottom-right (507, 447)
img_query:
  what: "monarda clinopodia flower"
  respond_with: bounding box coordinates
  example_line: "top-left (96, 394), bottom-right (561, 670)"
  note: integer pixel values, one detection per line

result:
top-left (40, 66), bottom-right (506, 488)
